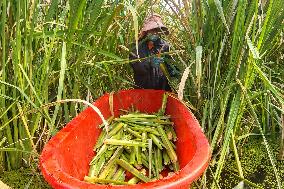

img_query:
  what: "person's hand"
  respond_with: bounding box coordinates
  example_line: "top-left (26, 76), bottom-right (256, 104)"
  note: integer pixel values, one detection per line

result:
top-left (151, 57), bottom-right (164, 67)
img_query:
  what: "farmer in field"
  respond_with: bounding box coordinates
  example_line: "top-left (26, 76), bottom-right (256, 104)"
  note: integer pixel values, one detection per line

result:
top-left (129, 14), bottom-right (179, 91)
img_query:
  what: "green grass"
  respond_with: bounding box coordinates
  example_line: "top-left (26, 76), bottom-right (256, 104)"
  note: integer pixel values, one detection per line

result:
top-left (0, 0), bottom-right (283, 188)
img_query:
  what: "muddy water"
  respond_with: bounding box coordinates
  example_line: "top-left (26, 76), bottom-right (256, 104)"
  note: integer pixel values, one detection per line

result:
top-left (0, 167), bottom-right (51, 189)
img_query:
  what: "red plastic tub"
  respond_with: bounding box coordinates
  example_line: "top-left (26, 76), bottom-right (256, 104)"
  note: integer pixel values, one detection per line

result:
top-left (40, 89), bottom-right (211, 189)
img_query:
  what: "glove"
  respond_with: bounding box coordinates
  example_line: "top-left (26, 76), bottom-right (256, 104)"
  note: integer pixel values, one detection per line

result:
top-left (151, 57), bottom-right (164, 67)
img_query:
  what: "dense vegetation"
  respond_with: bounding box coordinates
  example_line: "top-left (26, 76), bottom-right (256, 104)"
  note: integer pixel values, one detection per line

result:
top-left (0, 0), bottom-right (283, 188)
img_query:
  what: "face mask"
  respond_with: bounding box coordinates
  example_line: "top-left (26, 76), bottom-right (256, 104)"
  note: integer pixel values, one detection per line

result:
top-left (147, 34), bottom-right (160, 42)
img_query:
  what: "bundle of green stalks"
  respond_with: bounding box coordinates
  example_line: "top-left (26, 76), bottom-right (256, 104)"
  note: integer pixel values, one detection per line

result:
top-left (84, 98), bottom-right (179, 185)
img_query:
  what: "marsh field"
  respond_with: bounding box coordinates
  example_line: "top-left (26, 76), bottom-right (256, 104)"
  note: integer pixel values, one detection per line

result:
top-left (0, 0), bottom-right (283, 188)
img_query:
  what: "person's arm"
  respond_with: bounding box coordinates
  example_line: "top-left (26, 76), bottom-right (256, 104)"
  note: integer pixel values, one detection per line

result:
top-left (129, 47), bottom-right (150, 75)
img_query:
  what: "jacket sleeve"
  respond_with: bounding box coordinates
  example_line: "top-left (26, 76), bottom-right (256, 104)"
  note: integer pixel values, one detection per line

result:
top-left (129, 47), bottom-right (150, 75)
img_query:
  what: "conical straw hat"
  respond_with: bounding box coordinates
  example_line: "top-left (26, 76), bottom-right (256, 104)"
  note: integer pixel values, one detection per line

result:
top-left (139, 13), bottom-right (169, 38)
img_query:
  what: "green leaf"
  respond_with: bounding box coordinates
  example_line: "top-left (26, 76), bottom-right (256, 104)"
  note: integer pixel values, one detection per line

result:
top-left (126, 2), bottom-right (139, 56)
top-left (51, 42), bottom-right (67, 125)
top-left (196, 45), bottom-right (202, 99)
top-left (214, 0), bottom-right (230, 33)
top-left (246, 36), bottom-right (260, 59)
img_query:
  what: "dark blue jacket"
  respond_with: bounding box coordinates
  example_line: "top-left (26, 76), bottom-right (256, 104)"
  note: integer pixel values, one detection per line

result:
top-left (129, 38), bottom-right (172, 91)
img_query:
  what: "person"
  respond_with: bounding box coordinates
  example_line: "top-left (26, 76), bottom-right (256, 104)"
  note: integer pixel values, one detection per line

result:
top-left (129, 13), bottom-right (180, 91)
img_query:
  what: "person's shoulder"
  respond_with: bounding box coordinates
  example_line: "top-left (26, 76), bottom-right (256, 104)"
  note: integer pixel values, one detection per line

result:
top-left (129, 40), bottom-right (147, 59)
top-left (129, 40), bottom-right (146, 53)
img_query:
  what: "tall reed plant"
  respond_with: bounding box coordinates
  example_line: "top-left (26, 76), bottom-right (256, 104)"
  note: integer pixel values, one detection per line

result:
top-left (0, 1), bottom-right (283, 188)
top-left (162, 0), bottom-right (283, 188)
top-left (0, 0), bottom-right (147, 171)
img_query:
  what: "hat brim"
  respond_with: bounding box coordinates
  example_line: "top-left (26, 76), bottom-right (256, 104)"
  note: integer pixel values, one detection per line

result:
top-left (139, 25), bottom-right (169, 38)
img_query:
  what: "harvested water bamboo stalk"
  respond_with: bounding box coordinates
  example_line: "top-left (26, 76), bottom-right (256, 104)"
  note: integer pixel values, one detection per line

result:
top-left (104, 139), bottom-right (147, 147)
top-left (84, 176), bottom-right (130, 185)
top-left (116, 159), bottom-right (151, 182)
top-left (86, 94), bottom-right (180, 185)
top-left (157, 125), bottom-right (177, 163)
